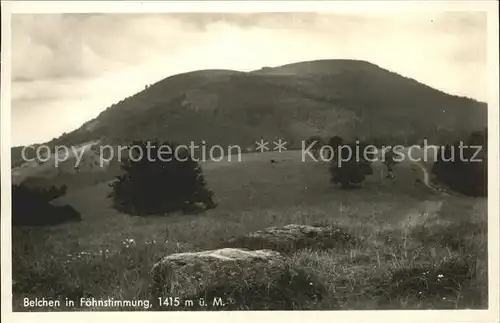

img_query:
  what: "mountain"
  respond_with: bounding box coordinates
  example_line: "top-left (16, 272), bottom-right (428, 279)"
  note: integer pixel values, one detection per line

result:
top-left (14, 59), bottom-right (487, 161)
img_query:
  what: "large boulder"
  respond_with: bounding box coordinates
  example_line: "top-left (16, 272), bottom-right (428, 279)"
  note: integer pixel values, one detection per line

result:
top-left (150, 248), bottom-right (325, 310)
top-left (222, 224), bottom-right (357, 253)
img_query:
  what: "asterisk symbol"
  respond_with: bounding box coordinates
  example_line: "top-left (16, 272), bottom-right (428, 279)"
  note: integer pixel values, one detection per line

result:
top-left (273, 139), bottom-right (287, 152)
top-left (255, 139), bottom-right (269, 152)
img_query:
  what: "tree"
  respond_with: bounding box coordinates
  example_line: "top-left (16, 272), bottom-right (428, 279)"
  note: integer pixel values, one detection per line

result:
top-left (327, 135), bottom-right (344, 160)
top-left (329, 141), bottom-right (373, 189)
top-left (468, 128), bottom-right (487, 146)
top-left (108, 140), bottom-right (217, 216)
top-left (431, 130), bottom-right (487, 197)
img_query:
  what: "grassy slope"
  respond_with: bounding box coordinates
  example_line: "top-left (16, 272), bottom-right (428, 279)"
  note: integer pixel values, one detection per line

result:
top-left (12, 151), bottom-right (487, 310)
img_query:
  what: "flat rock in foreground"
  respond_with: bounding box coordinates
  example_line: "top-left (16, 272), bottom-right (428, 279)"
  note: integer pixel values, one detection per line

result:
top-left (222, 224), bottom-right (357, 253)
top-left (150, 248), bottom-right (324, 310)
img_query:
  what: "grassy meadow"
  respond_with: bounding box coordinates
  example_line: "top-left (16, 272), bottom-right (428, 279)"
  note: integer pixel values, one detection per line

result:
top-left (11, 150), bottom-right (488, 310)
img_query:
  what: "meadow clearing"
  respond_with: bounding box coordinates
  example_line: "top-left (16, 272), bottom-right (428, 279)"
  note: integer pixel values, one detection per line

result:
top-left (11, 149), bottom-right (488, 310)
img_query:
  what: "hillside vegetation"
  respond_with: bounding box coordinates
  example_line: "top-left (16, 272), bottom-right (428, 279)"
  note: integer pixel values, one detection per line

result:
top-left (12, 59), bottom-right (486, 163)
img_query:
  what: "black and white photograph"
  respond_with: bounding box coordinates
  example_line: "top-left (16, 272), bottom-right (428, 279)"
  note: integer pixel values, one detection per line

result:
top-left (1, 1), bottom-right (499, 322)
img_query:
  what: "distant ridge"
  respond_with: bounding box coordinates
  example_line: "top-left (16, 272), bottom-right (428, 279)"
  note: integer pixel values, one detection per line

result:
top-left (12, 59), bottom-right (487, 164)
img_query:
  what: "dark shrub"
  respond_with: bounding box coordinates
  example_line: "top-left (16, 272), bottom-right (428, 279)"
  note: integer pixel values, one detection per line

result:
top-left (329, 141), bottom-right (373, 189)
top-left (12, 184), bottom-right (80, 226)
top-left (328, 135), bottom-right (344, 152)
top-left (108, 140), bottom-right (216, 216)
top-left (45, 185), bottom-right (68, 200)
top-left (326, 135), bottom-right (344, 160)
top-left (432, 129), bottom-right (487, 197)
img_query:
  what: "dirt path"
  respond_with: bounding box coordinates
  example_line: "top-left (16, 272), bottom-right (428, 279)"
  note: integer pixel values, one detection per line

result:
top-left (410, 161), bottom-right (449, 195)
top-left (412, 161), bottom-right (431, 187)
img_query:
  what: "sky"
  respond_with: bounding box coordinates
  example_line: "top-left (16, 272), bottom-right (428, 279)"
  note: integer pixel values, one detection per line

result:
top-left (10, 12), bottom-right (487, 146)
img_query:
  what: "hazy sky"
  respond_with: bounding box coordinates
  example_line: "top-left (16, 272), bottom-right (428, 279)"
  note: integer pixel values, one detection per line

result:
top-left (11, 12), bottom-right (487, 146)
